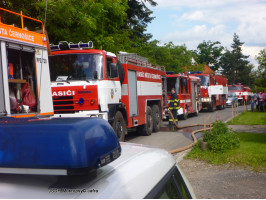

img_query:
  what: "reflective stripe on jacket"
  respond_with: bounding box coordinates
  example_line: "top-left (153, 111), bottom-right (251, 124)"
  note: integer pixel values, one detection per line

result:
top-left (169, 93), bottom-right (180, 110)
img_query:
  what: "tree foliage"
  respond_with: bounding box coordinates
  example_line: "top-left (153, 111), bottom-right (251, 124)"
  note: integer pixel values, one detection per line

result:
top-left (136, 41), bottom-right (195, 72)
top-left (220, 33), bottom-right (252, 85)
top-left (126, 0), bottom-right (157, 45)
top-left (194, 40), bottom-right (224, 72)
top-left (255, 49), bottom-right (266, 90)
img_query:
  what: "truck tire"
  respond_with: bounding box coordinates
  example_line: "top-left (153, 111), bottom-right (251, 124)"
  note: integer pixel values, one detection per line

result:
top-left (222, 98), bottom-right (225, 109)
top-left (182, 107), bottom-right (188, 120)
top-left (137, 106), bottom-right (153, 136)
top-left (209, 99), bottom-right (216, 112)
top-left (152, 104), bottom-right (161, 132)
top-left (195, 104), bottom-right (199, 116)
top-left (112, 111), bottom-right (126, 141)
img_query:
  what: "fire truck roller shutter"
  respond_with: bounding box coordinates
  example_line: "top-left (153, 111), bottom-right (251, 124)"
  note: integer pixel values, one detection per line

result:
top-left (0, 52), bottom-right (7, 116)
top-left (128, 70), bottom-right (138, 117)
top-left (117, 61), bottom-right (125, 85)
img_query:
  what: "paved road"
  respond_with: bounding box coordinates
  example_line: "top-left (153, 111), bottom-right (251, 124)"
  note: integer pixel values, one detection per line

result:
top-left (125, 105), bottom-right (248, 152)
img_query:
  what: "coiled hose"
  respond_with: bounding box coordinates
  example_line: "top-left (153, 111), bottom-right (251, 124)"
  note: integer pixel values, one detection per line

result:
top-left (168, 109), bottom-right (213, 154)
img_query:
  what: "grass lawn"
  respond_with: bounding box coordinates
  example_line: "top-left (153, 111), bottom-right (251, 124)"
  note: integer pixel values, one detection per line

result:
top-left (227, 111), bottom-right (266, 125)
top-left (186, 132), bottom-right (266, 172)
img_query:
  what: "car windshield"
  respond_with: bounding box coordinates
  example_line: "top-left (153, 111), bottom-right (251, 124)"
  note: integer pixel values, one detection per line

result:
top-left (167, 77), bottom-right (180, 94)
top-left (228, 93), bottom-right (235, 97)
top-left (229, 86), bottom-right (242, 91)
top-left (49, 54), bottom-right (103, 81)
top-left (196, 75), bottom-right (209, 86)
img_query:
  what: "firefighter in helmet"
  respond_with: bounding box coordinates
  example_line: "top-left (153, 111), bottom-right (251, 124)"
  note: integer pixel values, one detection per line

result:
top-left (169, 88), bottom-right (180, 128)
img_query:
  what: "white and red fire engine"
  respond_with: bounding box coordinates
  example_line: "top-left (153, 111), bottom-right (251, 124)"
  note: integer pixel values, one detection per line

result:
top-left (228, 84), bottom-right (253, 105)
top-left (49, 42), bottom-right (166, 140)
top-left (0, 8), bottom-right (53, 118)
top-left (163, 72), bottom-right (202, 120)
top-left (188, 72), bottom-right (228, 111)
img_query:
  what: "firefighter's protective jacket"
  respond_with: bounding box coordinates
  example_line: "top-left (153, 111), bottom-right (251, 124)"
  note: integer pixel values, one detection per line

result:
top-left (169, 93), bottom-right (180, 110)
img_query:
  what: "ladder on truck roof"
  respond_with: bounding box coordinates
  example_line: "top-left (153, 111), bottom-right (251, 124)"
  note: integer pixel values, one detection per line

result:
top-left (0, 7), bottom-right (45, 34)
top-left (117, 52), bottom-right (164, 71)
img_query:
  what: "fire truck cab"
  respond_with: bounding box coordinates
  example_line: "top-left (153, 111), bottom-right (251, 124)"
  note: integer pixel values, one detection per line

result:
top-left (0, 8), bottom-right (53, 118)
top-left (189, 72), bottom-right (228, 111)
top-left (243, 87), bottom-right (253, 104)
top-left (164, 72), bottom-right (201, 120)
top-left (49, 44), bottom-right (166, 141)
top-left (228, 84), bottom-right (253, 105)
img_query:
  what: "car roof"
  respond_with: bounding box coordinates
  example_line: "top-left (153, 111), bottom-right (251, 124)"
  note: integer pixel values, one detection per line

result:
top-left (0, 142), bottom-right (176, 199)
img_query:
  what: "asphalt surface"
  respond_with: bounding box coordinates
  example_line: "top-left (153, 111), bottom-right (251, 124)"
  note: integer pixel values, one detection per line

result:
top-left (126, 105), bottom-right (248, 152)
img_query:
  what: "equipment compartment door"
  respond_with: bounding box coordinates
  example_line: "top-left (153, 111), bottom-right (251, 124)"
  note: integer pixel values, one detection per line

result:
top-left (128, 70), bottom-right (138, 116)
top-left (0, 44), bottom-right (6, 115)
top-left (191, 82), bottom-right (196, 111)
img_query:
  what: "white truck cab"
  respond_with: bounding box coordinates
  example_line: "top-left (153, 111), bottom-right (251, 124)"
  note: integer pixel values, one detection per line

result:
top-left (0, 142), bottom-right (195, 199)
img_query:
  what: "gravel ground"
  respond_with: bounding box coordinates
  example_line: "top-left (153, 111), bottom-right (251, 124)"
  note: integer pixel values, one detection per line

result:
top-left (173, 125), bottom-right (266, 198)
top-left (178, 159), bottom-right (266, 199)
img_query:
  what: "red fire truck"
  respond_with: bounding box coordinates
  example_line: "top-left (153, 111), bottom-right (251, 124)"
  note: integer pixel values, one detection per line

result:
top-left (188, 72), bottom-right (228, 111)
top-left (163, 72), bottom-right (202, 120)
top-left (49, 42), bottom-right (166, 141)
top-left (228, 84), bottom-right (253, 105)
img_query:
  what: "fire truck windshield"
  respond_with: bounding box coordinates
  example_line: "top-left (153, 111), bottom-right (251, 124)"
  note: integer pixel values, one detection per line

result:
top-left (229, 86), bottom-right (242, 90)
top-left (49, 54), bottom-right (103, 81)
top-left (196, 75), bottom-right (209, 86)
top-left (167, 77), bottom-right (180, 94)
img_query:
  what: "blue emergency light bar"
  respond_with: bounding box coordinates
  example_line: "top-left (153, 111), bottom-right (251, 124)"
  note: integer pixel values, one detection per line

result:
top-left (50, 41), bottom-right (93, 51)
top-left (166, 71), bottom-right (175, 74)
top-left (0, 117), bottom-right (121, 175)
top-left (187, 71), bottom-right (202, 74)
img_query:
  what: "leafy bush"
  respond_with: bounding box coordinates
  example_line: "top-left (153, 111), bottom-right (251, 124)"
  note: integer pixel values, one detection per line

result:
top-left (203, 120), bottom-right (240, 153)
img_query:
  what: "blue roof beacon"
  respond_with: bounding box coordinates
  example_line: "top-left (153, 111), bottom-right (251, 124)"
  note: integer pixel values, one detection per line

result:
top-left (0, 117), bottom-right (121, 175)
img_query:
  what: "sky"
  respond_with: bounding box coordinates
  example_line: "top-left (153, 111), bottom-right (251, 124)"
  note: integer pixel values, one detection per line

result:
top-left (146, 0), bottom-right (266, 67)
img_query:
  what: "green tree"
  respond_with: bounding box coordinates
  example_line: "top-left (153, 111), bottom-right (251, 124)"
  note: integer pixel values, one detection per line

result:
top-left (194, 40), bottom-right (224, 72)
top-left (220, 33), bottom-right (252, 85)
top-left (126, 0), bottom-right (157, 45)
top-left (40, 0), bottom-right (130, 52)
top-left (137, 41), bottom-right (194, 72)
top-left (255, 49), bottom-right (266, 90)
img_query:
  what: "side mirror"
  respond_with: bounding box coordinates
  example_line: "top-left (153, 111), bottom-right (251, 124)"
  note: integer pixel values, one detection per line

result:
top-left (182, 78), bottom-right (187, 87)
top-left (110, 63), bottom-right (118, 78)
top-left (93, 71), bottom-right (98, 79)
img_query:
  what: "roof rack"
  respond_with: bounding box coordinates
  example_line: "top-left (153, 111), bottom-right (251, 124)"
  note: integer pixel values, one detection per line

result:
top-left (117, 52), bottom-right (164, 71)
top-left (0, 7), bottom-right (45, 34)
top-left (50, 41), bottom-right (93, 51)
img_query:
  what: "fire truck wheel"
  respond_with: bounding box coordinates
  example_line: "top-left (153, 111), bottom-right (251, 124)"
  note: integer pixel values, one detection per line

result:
top-left (195, 104), bottom-right (199, 116)
top-left (222, 99), bottom-right (225, 109)
top-left (152, 105), bottom-right (161, 132)
top-left (209, 100), bottom-right (216, 112)
top-left (112, 111), bottom-right (126, 141)
top-left (137, 106), bottom-right (153, 136)
top-left (182, 108), bottom-right (188, 120)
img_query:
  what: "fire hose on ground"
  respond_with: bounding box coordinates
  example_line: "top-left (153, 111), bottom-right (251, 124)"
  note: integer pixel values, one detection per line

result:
top-left (167, 109), bottom-right (213, 154)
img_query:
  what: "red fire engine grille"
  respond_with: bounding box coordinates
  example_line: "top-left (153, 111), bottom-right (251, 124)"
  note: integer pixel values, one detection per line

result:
top-left (53, 96), bottom-right (75, 114)
top-left (52, 85), bottom-right (99, 114)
